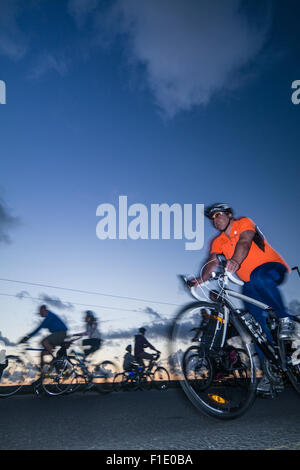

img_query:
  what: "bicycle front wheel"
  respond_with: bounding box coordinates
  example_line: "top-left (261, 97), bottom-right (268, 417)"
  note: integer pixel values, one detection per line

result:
top-left (172, 301), bottom-right (257, 420)
top-left (152, 367), bottom-right (170, 391)
top-left (0, 355), bottom-right (26, 398)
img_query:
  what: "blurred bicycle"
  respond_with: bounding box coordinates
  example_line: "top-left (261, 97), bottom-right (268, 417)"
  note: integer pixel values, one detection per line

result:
top-left (113, 352), bottom-right (170, 392)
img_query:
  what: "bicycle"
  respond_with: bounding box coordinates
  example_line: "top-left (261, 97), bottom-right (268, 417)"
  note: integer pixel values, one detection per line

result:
top-left (172, 255), bottom-right (300, 420)
top-left (113, 352), bottom-right (170, 392)
top-left (53, 336), bottom-right (119, 395)
top-left (0, 341), bottom-right (72, 398)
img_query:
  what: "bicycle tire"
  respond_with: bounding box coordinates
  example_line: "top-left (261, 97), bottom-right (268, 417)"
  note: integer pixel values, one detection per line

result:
top-left (113, 372), bottom-right (126, 392)
top-left (152, 367), bottom-right (170, 391)
top-left (0, 355), bottom-right (26, 398)
top-left (67, 372), bottom-right (88, 394)
top-left (93, 360), bottom-right (119, 394)
top-left (41, 359), bottom-right (74, 396)
top-left (172, 301), bottom-right (257, 420)
top-left (139, 372), bottom-right (153, 391)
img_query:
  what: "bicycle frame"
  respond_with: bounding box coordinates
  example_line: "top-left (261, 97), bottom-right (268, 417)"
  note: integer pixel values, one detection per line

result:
top-left (189, 275), bottom-right (282, 367)
top-left (223, 290), bottom-right (281, 365)
top-left (67, 346), bottom-right (111, 382)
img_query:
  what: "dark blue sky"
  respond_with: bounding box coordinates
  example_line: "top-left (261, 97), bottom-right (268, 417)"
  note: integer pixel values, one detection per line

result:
top-left (0, 1), bottom-right (299, 358)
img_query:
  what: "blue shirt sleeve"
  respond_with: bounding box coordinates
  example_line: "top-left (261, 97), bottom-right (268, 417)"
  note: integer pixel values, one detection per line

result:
top-left (28, 316), bottom-right (50, 338)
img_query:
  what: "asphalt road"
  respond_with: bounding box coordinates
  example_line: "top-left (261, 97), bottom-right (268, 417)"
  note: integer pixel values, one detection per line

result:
top-left (0, 387), bottom-right (300, 450)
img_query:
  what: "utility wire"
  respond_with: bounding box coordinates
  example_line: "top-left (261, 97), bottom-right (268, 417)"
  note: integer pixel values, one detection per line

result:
top-left (0, 277), bottom-right (180, 307)
top-left (0, 292), bottom-right (177, 314)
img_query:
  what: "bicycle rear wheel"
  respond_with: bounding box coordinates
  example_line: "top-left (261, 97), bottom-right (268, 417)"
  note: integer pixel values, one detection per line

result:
top-left (183, 346), bottom-right (214, 392)
top-left (92, 360), bottom-right (119, 393)
top-left (0, 355), bottom-right (26, 398)
top-left (172, 301), bottom-right (257, 420)
top-left (139, 372), bottom-right (153, 391)
top-left (41, 360), bottom-right (74, 396)
top-left (152, 367), bottom-right (170, 391)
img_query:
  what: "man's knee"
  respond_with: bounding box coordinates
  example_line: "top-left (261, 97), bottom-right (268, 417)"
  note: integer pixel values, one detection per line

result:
top-left (251, 270), bottom-right (276, 291)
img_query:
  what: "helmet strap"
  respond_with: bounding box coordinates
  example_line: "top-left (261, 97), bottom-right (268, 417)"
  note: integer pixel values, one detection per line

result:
top-left (222, 213), bottom-right (233, 233)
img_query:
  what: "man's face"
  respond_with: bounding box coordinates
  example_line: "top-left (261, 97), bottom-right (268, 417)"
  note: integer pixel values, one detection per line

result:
top-left (212, 211), bottom-right (232, 231)
top-left (39, 307), bottom-right (47, 317)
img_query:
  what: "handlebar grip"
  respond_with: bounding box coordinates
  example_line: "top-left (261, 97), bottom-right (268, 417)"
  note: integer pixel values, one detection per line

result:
top-left (225, 270), bottom-right (244, 286)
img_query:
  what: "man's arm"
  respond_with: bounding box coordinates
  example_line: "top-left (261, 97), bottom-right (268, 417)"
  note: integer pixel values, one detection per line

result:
top-left (26, 317), bottom-right (48, 339)
top-left (143, 338), bottom-right (158, 352)
top-left (226, 230), bottom-right (255, 273)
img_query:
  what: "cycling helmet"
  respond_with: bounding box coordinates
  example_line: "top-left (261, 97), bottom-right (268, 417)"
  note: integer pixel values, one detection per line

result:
top-left (139, 327), bottom-right (146, 334)
top-left (125, 344), bottom-right (132, 352)
top-left (204, 203), bottom-right (233, 219)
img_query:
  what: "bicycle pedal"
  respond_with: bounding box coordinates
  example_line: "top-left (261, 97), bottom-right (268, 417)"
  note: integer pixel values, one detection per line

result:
top-left (256, 388), bottom-right (274, 399)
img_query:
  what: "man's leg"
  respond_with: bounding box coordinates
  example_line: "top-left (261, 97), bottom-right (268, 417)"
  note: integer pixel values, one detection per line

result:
top-left (83, 339), bottom-right (101, 357)
top-left (41, 331), bottom-right (67, 366)
top-left (140, 352), bottom-right (154, 371)
top-left (136, 354), bottom-right (145, 368)
top-left (41, 338), bottom-right (54, 367)
top-left (249, 263), bottom-right (288, 318)
top-left (242, 263), bottom-right (288, 393)
top-left (243, 263), bottom-right (289, 343)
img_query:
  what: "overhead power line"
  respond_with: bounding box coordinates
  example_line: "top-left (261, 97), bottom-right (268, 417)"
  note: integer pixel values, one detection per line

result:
top-left (0, 277), bottom-right (180, 307)
top-left (0, 292), bottom-right (176, 315)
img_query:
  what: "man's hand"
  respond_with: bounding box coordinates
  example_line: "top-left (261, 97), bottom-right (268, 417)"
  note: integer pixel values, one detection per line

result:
top-left (186, 278), bottom-right (201, 288)
top-left (226, 259), bottom-right (240, 274)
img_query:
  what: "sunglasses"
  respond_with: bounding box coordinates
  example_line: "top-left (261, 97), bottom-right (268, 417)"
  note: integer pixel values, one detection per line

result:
top-left (211, 211), bottom-right (225, 220)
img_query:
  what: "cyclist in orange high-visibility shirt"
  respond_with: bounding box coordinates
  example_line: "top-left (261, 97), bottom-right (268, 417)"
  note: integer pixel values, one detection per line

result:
top-left (189, 203), bottom-right (294, 394)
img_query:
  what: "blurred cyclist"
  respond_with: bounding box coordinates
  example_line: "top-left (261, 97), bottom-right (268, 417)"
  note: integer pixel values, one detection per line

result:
top-left (19, 304), bottom-right (68, 367)
top-left (123, 344), bottom-right (135, 372)
top-left (134, 327), bottom-right (160, 368)
top-left (74, 310), bottom-right (102, 357)
top-left (189, 203), bottom-right (292, 394)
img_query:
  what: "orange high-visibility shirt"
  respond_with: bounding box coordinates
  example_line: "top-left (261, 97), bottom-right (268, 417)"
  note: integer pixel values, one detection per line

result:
top-left (210, 217), bottom-right (290, 282)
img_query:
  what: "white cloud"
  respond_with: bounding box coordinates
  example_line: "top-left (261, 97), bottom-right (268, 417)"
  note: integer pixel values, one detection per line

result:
top-left (105, 0), bottom-right (272, 117)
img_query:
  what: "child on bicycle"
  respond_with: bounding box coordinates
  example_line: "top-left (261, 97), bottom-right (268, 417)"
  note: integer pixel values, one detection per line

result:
top-left (123, 344), bottom-right (136, 372)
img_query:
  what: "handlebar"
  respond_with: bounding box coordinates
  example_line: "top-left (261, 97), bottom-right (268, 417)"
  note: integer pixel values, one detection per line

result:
top-left (153, 351), bottom-right (161, 360)
top-left (178, 256), bottom-right (244, 301)
top-left (224, 270), bottom-right (244, 286)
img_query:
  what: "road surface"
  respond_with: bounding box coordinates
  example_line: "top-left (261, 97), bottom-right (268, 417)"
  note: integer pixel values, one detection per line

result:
top-left (0, 387), bottom-right (299, 450)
